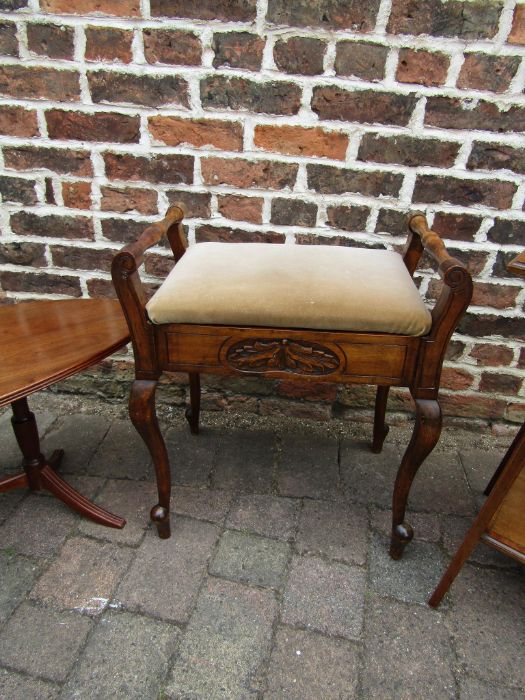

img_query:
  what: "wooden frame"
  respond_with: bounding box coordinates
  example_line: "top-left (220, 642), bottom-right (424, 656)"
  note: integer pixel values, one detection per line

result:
top-left (112, 207), bottom-right (472, 558)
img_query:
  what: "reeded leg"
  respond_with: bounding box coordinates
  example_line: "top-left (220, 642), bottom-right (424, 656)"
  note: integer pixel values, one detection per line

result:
top-left (11, 397), bottom-right (46, 490)
top-left (129, 379), bottom-right (171, 538)
top-left (372, 385), bottom-right (390, 454)
top-left (390, 398), bottom-right (442, 559)
top-left (185, 372), bottom-right (200, 435)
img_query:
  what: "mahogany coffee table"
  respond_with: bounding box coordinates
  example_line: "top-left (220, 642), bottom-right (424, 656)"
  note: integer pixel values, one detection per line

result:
top-left (0, 299), bottom-right (130, 528)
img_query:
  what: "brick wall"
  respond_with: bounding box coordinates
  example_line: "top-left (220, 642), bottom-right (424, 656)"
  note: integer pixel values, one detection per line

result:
top-left (1, 0), bottom-right (525, 427)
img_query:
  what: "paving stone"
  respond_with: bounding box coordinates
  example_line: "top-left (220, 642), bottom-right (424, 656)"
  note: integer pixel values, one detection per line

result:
top-left (0, 489), bottom-right (25, 524)
top-left (450, 564), bottom-right (525, 688)
top-left (0, 494), bottom-right (76, 558)
top-left (459, 677), bottom-right (525, 700)
top-left (227, 493), bottom-right (299, 540)
top-left (172, 484), bottom-right (234, 523)
top-left (116, 517), bottom-right (219, 623)
top-left (0, 602), bottom-right (92, 682)
top-left (278, 433), bottom-right (341, 500)
top-left (30, 536), bottom-right (133, 615)
top-left (459, 448), bottom-right (506, 505)
top-left (166, 577), bottom-right (277, 699)
top-left (88, 419), bottom-right (154, 480)
top-left (79, 479), bottom-right (157, 545)
top-left (371, 506), bottom-right (440, 542)
top-left (0, 550), bottom-right (41, 622)
top-left (264, 626), bottom-right (359, 699)
top-left (341, 441), bottom-right (402, 507)
top-left (362, 596), bottom-right (456, 699)
top-left (165, 425), bottom-right (218, 486)
top-left (296, 499), bottom-right (367, 565)
top-left (42, 413), bottom-right (109, 475)
top-left (441, 514), bottom-right (520, 568)
top-left (409, 451), bottom-right (476, 515)
top-left (214, 429), bottom-right (276, 493)
top-left (281, 555), bottom-right (365, 640)
top-left (59, 474), bottom-right (105, 501)
top-left (60, 610), bottom-right (178, 700)
top-left (210, 529), bottom-right (290, 588)
top-left (1, 408), bottom-right (57, 472)
top-left (0, 668), bottom-right (59, 700)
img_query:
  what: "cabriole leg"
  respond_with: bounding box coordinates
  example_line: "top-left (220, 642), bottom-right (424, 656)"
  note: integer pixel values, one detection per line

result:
top-left (372, 385), bottom-right (390, 454)
top-left (185, 372), bottom-right (201, 435)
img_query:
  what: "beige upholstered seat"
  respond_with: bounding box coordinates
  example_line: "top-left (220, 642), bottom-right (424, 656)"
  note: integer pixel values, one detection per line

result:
top-left (146, 242), bottom-right (432, 336)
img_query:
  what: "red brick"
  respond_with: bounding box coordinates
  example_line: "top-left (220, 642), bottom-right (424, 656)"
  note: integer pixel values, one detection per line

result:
top-left (46, 110), bottom-right (140, 144)
top-left (85, 26), bottom-right (133, 63)
top-left (41, 0), bottom-right (140, 16)
top-left (458, 313), bottom-right (525, 340)
top-left (0, 21), bottom-right (18, 56)
top-left (0, 65), bottom-right (80, 101)
top-left (413, 174), bottom-right (516, 210)
top-left (195, 225), bottom-right (285, 244)
top-left (445, 340), bottom-right (465, 362)
top-left (212, 32), bottom-right (264, 71)
top-left (86, 278), bottom-right (117, 298)
top-left (0, 106), bottom-right (38, 137)
top-left (0, 242), bottom-right (46, 267)
top-left (151, 0), bottom-right (256, 22)
top-left (277, 380), bottom-right (337, 402)
top-left (0, 270), bottom-right (82, 297)
top-left (62, 181), bottom-right (92, 210)
top-left (201, 157), bottom-right (297, 190)
top-left (271, 198), bottom-right (317, 227)
top-left (432, 212), bottom-right (481, 242)
top-left (88, 71), bottom-right (188, 108)
top-left (254, 124), bottom-right (347, 160)
top-left (101, 185), bottom-right (158, 215)
top-left (274, 37), bottom-right (326, 76)
top-left (358, 133), bottom-right (458, 167)
top-left (508, 5), bottom-right (525, 45)
top-left (468, 143), bottom-right (525, 176)
top-left (396, 49), bottom-right (449, 87)
top-left (11, 212), bottom-right (94, 240)
top-left (505, 402), bottom-right (525, 424)
top-left (165, 191), bottom-right (211, 218)
top-left (439, 393), bottom-right (506, 420)
top-left (487, 219), bottom-right (525, 246)
top-left (326, 205), bottom-right (369, 231)
top-left (218, 195), bottom-right (263, 224)
top-left (335, 41), bottom-right (388, 81)
top-left (267, 0), bottom-right (380, 31)
top-left (470, 344), bottom-right (513, 367)
top-left (201, 75), bottom-right (301, 116)
top-left (100, 218), bottom-right (151, 244)
top-left (312, 86), bottom-right (416, 126)
top-left (0, 176), bottom-right (38, 205)
top-left (296, 233), bottom-right (361, 247)
top-left (457, 53), bottom-right (520, 93)
top-left (440, 367), bottom-right (474, 390)
top-left (307, 164), bottom-right (402, 197)
top-left (149, 116), bottom-right (243, 151)
top-left (425, 97), bottom-right (525, 133)
top-left (104, 153), bottom-right (193, 185)
top-left (375, 209), bottom-right (407, 236)
top-left (143, 28), bottom-right (201, 66)
top-left (51, 244), bottom-right (114, 272)
top-left (493, 250), bottom-right (520, 279)
top-left (480, 372), bottom-right (521, 395)
top-left (27, 23), bottom-right (74, 59)
top-left (144, 252), bottom-right (175, 277)
top-left (471, 281), bottom-right (520, 310)
top-left (4, 146), bottom-right (92, 176)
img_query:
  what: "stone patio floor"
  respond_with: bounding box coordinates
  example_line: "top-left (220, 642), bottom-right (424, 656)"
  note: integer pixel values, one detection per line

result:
top-left (0, 392), bottom-right (524, 699)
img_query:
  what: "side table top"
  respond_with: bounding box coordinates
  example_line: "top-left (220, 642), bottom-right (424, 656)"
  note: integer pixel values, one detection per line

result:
top-left (0, 299), bottom-right (130, 408)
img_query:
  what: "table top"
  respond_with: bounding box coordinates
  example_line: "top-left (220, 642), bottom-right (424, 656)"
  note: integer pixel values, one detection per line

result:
top-left (0, 299), bottom-right (130, 408)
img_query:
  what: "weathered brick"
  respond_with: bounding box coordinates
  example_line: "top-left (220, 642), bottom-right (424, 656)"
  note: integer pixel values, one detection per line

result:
top-left (412, 175), bottom-right (516, 210)
top-left (267, 0), bottom-right (380, 31)
top-left (295, 233), bottom-right (360, 247)
top-left (51, 245), bottom-right (114, 272)
top-left (254, 124), bottom-right (347, 160)
top-left (388, 0), bottom-right (502, 39)
top-left (0, 0), bottom-right (28, 8)
top-left (196, 225), bottom-right (285, 244)
top-left (149, 115), bottom-right (243, 151)
top-left (271, 198), bottom-right (317, 227)
top-left (468, 142), bottom-right (525, 176)
top-left (104, 152), bottom-right (193, 184)
top-left (218, 194), bottom-right (263, 223)
top-left (508, 5), bottom-right (525, 45)
top-left (212, 32), bottom-right (264, 71)
top-left (4, 146), bottom-right (92, 176)
top-left (425, 97), bottom-right (525, 133)
top-left (473, 281), bottom-right (520, 309)
top-left (27, 23), bottom-right (74, 59)
top-left (432, 212), bottom-right (481, 241)
top-left (201, 75), bottom-right (301, 116)
top-left (397, 48), bottom-right (449, 87)
top-left (202, 156), bottom-right (297, 189)
top-left (143, 28), bottom-right (201, 66)
top-left (458, 312), bottom-right (525, 340)
top-left (312, 86), bottom-right (416, 126)
top-left (151, 0), bottom-right (256, 22)
top-left (375, 208), bottom-right (407, 236)
top-left (274, 36), bottom-right (326, 75)
top-left (277, 380), bottom-right (338, 401)
top-left (11, 211), bottom-right (95, 240)
top-left (101, 185), bottom-right (157, 215)
top-left (88, 70), bottom-right (188, 108)
top-left (0, 175), bottom-right (37, 205)
top-left (480, 372), bottom-right (521, 395)
top-left (0, 65), bottom-right (80, 101)
top-left (0, 270), bottom-right (82, 297)
top-left (493, 250), bottom-right (519, 279)
top-left (440, 392), bottom-right (506, 420)
top-left (144, 252), bottom-right (174, 278)
top-left (326, 204), bottom-right (369, 231)
top-left (86, 278), bottom-right (117, 298)
top-left (461, 53), bottom-right (520, 93)
top-left (100, 218), bottom-right (152, 244)
top-left (85, 26), bottom-right (133, 63)
top-left (308, 164), bottom-right (402, 197)
top-left (46, 109), bottom-right (140, 143)
top-left (165, 190), bottom-right (211, 217)
top-left (0, 21), bottom-right (18, 56)
top-left (335, 41), bottom-right (388, 81)
top-left (487, 219), bottom-right (525, 246)
top-left (62, 181), bottom-right (92, 210)
top-left (0, 242), bottom-right (46, 267)
top-left (0, 106), bottom-right (38, 137)
top-left (41, 0), bottom-right (140, 16)
top-left (359, 133), bottom-right (459, 167)
top-left (470, 343), bottom-right (514, 367)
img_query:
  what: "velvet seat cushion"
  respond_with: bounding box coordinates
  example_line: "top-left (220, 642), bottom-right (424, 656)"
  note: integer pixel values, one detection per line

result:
top-left (146, 242), bottom-right (432, 336)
